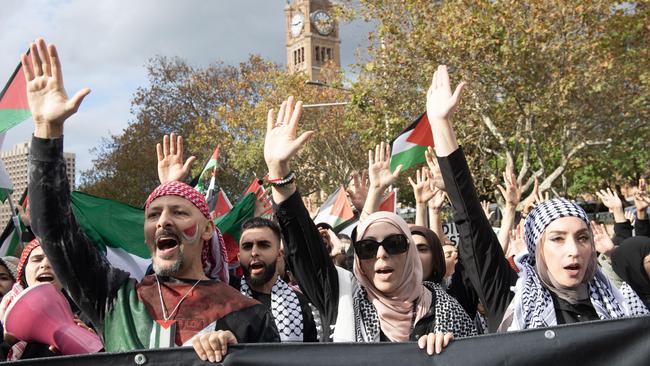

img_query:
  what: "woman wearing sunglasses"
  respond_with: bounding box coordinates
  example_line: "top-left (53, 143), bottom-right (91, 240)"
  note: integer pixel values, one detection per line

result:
top-left (352, 212), bottom-right (476, 351)
top-left (425, 65), bottom-right (648, 333)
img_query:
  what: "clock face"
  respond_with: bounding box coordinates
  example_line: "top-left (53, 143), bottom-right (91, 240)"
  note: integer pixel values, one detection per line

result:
top-left (291, 13), bottom-right (304, 37)
top-left (311, 10), bottom-right (333, 36)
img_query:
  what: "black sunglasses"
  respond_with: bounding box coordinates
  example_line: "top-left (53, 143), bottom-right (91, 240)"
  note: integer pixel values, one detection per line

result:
top-left (354, 234), bottom-right (409, 260)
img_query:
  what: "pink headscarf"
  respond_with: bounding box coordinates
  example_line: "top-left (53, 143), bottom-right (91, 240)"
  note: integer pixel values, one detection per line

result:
top-left (353, 212), bottom-right (432, 342)
top-left (145, 181), bottom-right (228, 283)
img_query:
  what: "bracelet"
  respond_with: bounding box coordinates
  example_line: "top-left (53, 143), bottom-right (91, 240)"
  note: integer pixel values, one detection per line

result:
top-left (266, 171), bottom-right (296, 187)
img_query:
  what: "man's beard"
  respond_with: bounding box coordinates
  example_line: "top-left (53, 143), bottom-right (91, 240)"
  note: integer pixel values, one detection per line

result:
top-left (153, 248), bottom-right (184, 277)
top-left (242, 260), bottom-right (277, 287)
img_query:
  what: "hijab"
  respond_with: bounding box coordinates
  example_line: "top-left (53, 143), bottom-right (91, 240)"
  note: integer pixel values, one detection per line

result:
top-left (353, 212), bottom-right (432, 342)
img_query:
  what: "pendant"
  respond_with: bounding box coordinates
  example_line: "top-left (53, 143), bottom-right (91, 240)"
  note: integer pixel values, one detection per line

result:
top-left (150, 319), bottom-right (177, 348)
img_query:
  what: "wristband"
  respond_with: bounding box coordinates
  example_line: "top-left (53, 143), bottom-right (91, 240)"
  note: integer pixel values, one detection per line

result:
top-left (266, 171), bottom-right (296, 187)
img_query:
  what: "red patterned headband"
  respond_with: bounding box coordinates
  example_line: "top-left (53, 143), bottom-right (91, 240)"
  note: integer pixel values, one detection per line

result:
top-left (145, 181), bottom-right (210, 219)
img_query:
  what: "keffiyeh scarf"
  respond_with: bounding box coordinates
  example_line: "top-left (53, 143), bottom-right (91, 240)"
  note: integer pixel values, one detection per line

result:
top-left (353, 282), bottom-right (477, 342)
top-left (240, 277), bottom-right (304, 342)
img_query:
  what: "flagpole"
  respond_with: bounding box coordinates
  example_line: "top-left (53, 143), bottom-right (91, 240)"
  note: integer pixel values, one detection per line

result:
top-left (6, 192), bottom-right (23, 244)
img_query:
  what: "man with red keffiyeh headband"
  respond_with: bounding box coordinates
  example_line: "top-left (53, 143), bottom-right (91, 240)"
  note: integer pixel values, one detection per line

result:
top-left (23, 38), bottom-right (278, 363)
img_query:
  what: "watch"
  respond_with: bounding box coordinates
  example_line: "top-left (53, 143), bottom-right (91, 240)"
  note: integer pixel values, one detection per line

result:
top-left (311, 10), bottom-right (333, 36)
top-left (291, 13), bottom-right (304, 37)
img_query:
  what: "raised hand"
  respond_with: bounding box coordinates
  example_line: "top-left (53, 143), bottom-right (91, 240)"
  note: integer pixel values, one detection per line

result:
top-left (591, 221), bottom-right (615, 256)
top-left (368, 142), bottom-right (401, 190)
top-left (481, 200), bottom-right (494, 220)
top-left (346, 170), bottom-right (369, 213)
top-left (425, 146), bottom-right (445, 190)
top-left (497, 166), bottom-right (521, 207)
top-left (264, 96), bottom-right (314, 179)
top-left (156, 133), bottom-right (196, 184)
top-left (426, 65), bottom-right (465, 122)
top-left (596, 188), bottom-right (623, 210)
top-left (521, 176), bottom-right (540, 216)
top-left (634, 178), bottom-right (649, 220)
top-left (428, 187), bottom-right (447, 211)
top-left (426, 65), bottom-right (466, 156)
top-left (596, 187), bottom-right (625, 223)
top-left (506, 224), bottom-right (527, 258)
top-left (409, 167), bottom-right (435, 204)
top-left (23, 38), bottom-right (91, 138)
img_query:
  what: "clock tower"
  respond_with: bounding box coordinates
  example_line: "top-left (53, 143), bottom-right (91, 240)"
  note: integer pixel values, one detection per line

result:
top-left (284, 0), bottom-right (341, 82)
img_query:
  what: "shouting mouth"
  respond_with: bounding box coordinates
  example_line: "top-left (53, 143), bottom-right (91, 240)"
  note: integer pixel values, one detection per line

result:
top-left (156, 235), bottom-right (180, 258)
top-left (249, 260), bottom-right (266, 276)
top-left (36, 272), bottom-right (56, 283)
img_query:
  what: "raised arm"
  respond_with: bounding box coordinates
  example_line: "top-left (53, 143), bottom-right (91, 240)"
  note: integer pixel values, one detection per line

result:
top-left (596, 188), bottom-right (631, 244)
top-left (426, 65), bottom-right (517, 332)
top-left (264, 97), bottom-right (339, 338)
top-left (26, 39), bottom-right (129, 330)
top-left (496, 165), bottom-right (521, 254)
top-left (633, 179), bottom-right (650, 236)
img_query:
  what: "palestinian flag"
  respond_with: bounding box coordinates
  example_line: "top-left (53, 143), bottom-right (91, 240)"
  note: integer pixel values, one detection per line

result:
top-left (244, 176), bottom-right (271, 216)
top-left (213, 192), bottom-right (256, 270)
top-left (213, 189), bottom-right (233, 218)
top-left (70, 191), bottom-right (151, 280)
top-left (0, 189), bottom-right (31, 257)
top-left (0, 133), bottom-right (13, 202)
top-left (313, 187), bottom-right (356, 232)
top-left (390, 112), bottom-right (433, 172)
top-left (0, 51), bottom-right (32, 134)
top-left (194, 145), bottom-right (220, 194)
top-left (378, 190), bottom-right (397, 213)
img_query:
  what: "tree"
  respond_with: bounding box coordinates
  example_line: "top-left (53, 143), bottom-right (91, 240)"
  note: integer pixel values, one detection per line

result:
top-left (81, 56), bottom-right (370, 206)
top-left (346, 0), bottom-right (650, 201)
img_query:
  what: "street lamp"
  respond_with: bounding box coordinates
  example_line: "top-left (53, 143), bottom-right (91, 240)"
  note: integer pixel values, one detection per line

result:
top-left (303, 79), bottom-right (350, 109)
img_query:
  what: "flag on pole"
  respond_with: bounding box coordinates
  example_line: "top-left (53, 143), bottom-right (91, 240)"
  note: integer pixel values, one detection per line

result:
top-left (213, 192), bottom-right (256, 270)
top-left (194, 145), bottom-right (220, 194)
top-left (313, 187), bottom-right (356, 232)
top-left (213, 189), bottom-right (233, 218)
top-left (0, 50), bottom-right (32, 134)
top-left (378, 190), bottom-right (397, 213)
top-left (390, 112), bottom-right (433, 173)
top-left (0, 188), bottom-right (30, 257)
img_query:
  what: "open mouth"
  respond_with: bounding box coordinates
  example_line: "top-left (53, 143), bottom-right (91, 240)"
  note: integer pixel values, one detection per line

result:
top-left (156, 235), bottom-right (180, 257)
top-left (36, 273), bottom-right (55, 283)
top-left (249, 261), bottom-right (265, 275)
top-left (563, 263), bottom-right (581, 276)
top-left (376, 267), bottom-right (394, 277)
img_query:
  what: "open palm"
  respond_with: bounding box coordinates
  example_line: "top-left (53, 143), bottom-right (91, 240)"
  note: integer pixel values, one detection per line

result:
top-left (23, 38), bottom-right (90, 129)
top-left (368, 142), bottom-right (401, 190)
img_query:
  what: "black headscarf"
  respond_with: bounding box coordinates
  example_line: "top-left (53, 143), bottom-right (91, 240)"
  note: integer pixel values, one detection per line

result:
top-left (611, 236), bottom-right (650, 309)
top-left (409, 226), bottom-right (445, 284)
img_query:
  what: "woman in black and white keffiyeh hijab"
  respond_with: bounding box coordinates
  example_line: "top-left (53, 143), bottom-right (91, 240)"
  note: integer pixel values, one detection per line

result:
top-left (425, 64), bottom-right (648, 334)
top-left (503, 198), bottom-right (649, 330)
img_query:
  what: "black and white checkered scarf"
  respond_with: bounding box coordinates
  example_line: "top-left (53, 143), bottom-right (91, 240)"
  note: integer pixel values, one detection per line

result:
top-left (353, 282), bottom-right (477, 341)
top-left (508, 198), bottom-right (649, 330)
top-left (240, 277), bottom-right (304, 341)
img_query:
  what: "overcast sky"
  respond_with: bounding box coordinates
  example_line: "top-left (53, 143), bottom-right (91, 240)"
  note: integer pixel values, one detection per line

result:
top-left (0, 0), bottom-right (374, 184)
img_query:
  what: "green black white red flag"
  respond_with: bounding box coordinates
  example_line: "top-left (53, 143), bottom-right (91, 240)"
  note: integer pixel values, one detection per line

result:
top-left (0, 50), bottom-right (32, 134)
top-left (390, 112), bottom-right (433, 172)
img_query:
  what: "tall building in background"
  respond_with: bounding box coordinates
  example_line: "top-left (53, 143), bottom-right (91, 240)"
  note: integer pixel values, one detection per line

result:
top-left (0, 142), bottom-right (76, 227)
top-left (285, 0), bottom-right (341, 81)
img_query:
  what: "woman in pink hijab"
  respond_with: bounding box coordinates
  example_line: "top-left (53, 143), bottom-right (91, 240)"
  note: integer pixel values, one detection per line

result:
top-left (352, 211), bottom-right (476, 354)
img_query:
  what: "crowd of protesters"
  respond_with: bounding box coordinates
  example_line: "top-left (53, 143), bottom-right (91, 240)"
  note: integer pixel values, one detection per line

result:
top-left (0, 38), bottom-right (648, 363)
